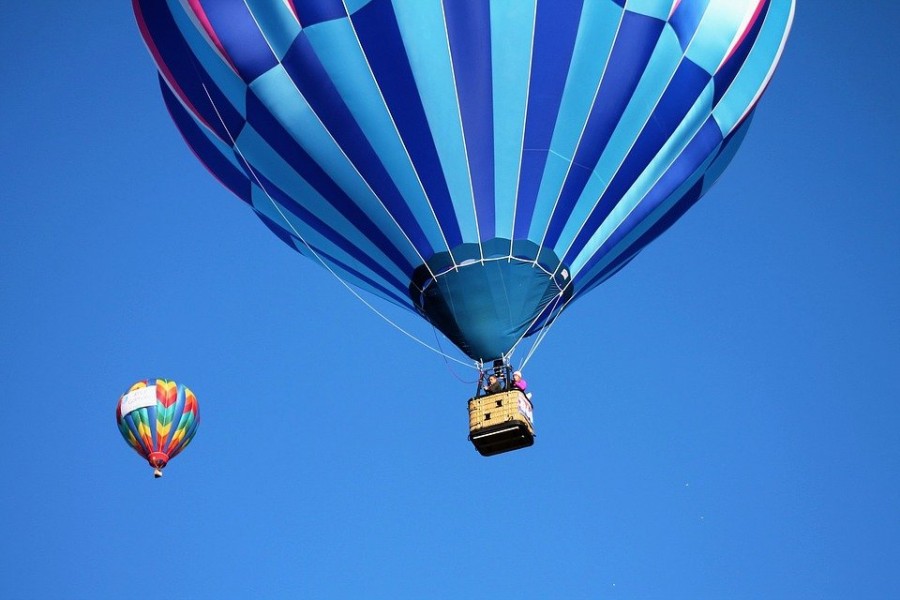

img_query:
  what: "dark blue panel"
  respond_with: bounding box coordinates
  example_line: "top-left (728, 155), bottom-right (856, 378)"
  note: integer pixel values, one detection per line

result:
top-left (255, 212), bottom-right (410, 307)
top-left (551, 55), bottom-right (708, 251)
top-left (161, 78), bottom-right (252, 204)
top-left (575, 117), bottom-right (724, 290)
top-left (444, 0), bottom-right (496, 239)
top-left (137, 0), bottom-right (244, 141)
top-left (199, 0), bottom-right (278, 81)
top-left (669, 0), bottom-right (710, 51)
top-left (713, 0), bottom-right (769, 105)
top-left (246, 91), bottom-right (417, 276)
top-left (544, 11), bottom-right (666, 248)
top-left (291, 0), bottom-right (346, 27)
top-left (352, 0), bottom-right (463, 248)
top-left (250, 170), bottom-right (410, 296)
top-left (513, 0), bottom-right (586, 239)
top-left (278, 36), bottom-right (431, 267)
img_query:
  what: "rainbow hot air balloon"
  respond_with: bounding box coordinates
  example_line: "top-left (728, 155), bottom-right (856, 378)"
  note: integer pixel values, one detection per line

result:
top-left (116, 379), bottom-right (200, 477)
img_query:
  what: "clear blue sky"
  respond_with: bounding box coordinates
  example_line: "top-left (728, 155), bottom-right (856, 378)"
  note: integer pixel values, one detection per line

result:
top-left (2, 2), bottom-right (898, 599)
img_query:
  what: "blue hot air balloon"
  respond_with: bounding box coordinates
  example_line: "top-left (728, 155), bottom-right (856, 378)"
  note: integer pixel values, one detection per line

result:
top-left (133, 0), bottom-right (793, 365)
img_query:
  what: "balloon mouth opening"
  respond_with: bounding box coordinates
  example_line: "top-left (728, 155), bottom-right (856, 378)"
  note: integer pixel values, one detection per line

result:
top-left (409, 239), bottom-right (572, 360)
top-left (148, 452), bottom-right (169, 471)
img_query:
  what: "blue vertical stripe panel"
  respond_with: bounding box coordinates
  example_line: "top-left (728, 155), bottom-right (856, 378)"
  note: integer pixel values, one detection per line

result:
top-left (526, 0), bottom-right (622, 248)
top-left (277, 34), bottom-right (426, 269)
top-left (513, 0), bottom-right (585, 239)
top-left (490, 0), bottom-right (535, 240)
top-left (198, 0), bottom-right (279, 81)
top-left (546, 23), bottom-right (685, 257)
top-left (351, 0), bottom-right (463, 249)
top-left (444, 0), bottom-right (496, 240)
top-left (540, 10), bottom-right (666, 246)
top-left (390, 2), bottom-right (477, 244)
top-left (302, 20), bottom-right (440, 257)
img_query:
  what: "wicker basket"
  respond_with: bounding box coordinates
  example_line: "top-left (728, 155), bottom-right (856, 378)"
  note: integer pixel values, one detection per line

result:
top-left (467, 390), bottom-right (535, 456)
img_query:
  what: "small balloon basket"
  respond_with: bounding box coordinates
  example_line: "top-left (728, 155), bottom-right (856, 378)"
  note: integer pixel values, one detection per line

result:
top-left (148, 452), bottom-right (169, 478)
top-left (468, 390), bottom-right (535, 456)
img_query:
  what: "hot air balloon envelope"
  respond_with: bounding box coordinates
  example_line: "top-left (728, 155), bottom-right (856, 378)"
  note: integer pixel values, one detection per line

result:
top-left (134, 0), bottom-right (794, 361)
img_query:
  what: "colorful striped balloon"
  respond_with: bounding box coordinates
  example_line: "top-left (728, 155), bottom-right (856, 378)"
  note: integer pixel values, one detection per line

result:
top-left (134, 0), bottom-right (794, 362)
top-left (116, 379), bottom-right (200, 478)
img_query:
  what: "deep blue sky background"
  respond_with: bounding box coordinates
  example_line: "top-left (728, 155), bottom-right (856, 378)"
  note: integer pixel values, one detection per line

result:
top-left (2, 2), bottom-right (898, 598)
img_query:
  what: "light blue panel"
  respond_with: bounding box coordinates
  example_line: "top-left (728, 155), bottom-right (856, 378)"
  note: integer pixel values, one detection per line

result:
top-left (713, 0), bottom-right (794, 133)
top-left (236, 119), bottom-right (409, 285)
top-left (490, 0), bottom-right (536, 240)
top-left (392, 1), bottom-right (479, 242)
top-left (344, 0), bottom-right (376, 14)
top-left (244, 0), bottom-right (303, 59)
top-left (549, 0), bottom-right (622, 157)
top-left (526, 0), bottom-right (623, 241)
top-left (625, 0), bottom-right (676, 20)
top-left (546, 27), bottom-right (685, 250)
top-left (684, 0), bottom-right (747, 74)
top-left (304, 20), bottom-right (445, 262)
top-left (166, 0), bottom-right (246, 113)
top-left (568, 83), bottom-right (715, 273)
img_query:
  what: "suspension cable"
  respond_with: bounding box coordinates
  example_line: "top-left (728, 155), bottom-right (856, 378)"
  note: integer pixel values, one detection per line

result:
top-left (197, 82), bottom-right (474, 369)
